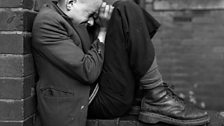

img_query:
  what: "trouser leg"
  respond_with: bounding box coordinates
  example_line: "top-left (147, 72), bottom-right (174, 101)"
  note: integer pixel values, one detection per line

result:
top-left (88, 1), bottom-right (157, 118)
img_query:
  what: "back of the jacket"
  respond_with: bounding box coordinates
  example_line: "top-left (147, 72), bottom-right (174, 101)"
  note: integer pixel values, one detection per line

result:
top-left (31, 3), bottom-right (98, 126)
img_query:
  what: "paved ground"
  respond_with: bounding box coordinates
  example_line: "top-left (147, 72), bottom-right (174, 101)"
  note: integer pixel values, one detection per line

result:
top-left (87, 111), bottom-right (224, 126)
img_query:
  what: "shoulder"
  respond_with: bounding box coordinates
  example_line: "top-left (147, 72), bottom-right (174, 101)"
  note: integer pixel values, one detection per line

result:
top-left (32, 5), bottom-right (68, 37)
top-left (32, 5), bottom-right (69, 41)
top-left (33, 5), bottom-right (64, 28)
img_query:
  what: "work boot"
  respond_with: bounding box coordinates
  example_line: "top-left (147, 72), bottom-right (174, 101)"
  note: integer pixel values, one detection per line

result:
top-left (139, 83), bottom-right (210, 126)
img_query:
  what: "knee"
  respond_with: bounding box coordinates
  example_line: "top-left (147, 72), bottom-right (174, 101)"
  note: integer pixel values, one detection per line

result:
top-left (114, 0), bottom-right (140, 11)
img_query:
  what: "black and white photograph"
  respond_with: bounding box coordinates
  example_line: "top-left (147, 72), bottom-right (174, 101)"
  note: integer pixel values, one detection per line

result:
top-left (0, 0), bottom-right (224, 126)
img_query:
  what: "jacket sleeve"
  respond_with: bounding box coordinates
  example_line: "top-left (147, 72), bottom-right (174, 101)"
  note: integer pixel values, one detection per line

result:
top-left (32, 14), bottom-right (104, 85)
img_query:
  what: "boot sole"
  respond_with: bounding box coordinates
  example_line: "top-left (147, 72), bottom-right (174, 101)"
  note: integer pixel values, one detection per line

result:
top-left (139, 112), bottom-right (210, 126)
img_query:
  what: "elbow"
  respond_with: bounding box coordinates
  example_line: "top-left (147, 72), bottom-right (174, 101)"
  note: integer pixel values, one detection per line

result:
top-left (80, 75), bottom-right (98, 85)
top-left (83, 70), bottom-right (99, 85)
top-left (81, 64), bottom-right (102, 85)
top-left (86, 78), bottom-right (96, 85)
top-left (82, 56), bottom-right (103, 84)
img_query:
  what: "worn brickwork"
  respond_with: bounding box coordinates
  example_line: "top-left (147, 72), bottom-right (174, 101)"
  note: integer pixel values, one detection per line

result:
top-left (146, 0), bottom-right (224, 111)
top-left (0, 0), bottom-right (37, 125)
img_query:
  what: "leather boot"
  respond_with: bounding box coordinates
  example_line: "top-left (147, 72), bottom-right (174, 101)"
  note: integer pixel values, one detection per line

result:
top-left (139, 83), bottom-right (210, 126)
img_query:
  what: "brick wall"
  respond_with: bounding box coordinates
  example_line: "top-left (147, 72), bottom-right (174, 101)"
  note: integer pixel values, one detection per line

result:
top-left (0, 0), bottom-right (50, 125)
top-left (145, 0), bottom-right (224, 111)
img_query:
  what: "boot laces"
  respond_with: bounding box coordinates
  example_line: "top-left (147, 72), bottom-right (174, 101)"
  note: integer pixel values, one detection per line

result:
top-left (163, 83), bottom-right (184, 103)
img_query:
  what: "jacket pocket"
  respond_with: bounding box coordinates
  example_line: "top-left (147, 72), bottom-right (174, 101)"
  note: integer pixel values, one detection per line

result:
top-left (40, 87), bottom-right (74, 97)
top-left (37, 88), bottom-right (76, 126)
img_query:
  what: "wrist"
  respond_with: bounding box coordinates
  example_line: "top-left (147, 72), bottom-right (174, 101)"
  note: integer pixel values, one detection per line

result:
top-left (98, 28), bottom-right (107, 43)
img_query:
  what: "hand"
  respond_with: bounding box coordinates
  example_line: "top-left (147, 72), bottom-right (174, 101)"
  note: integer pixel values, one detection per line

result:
top-left (98, 2), bottom-right (114, 29)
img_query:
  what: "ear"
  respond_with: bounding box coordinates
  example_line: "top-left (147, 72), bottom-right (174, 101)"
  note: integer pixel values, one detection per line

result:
top-left (66, 0), bottom-right (76, 11)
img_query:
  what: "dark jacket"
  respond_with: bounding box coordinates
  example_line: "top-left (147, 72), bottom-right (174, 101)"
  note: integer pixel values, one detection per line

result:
top-left (32, 2), bottom-right (104, 126)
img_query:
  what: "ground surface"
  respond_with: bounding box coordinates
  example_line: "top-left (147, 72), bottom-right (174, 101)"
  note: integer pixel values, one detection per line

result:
top-left (87, 111), bottom-right (224, 126)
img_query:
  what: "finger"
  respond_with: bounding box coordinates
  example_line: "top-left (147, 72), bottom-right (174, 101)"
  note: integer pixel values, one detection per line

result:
top-left (111, 6), bottom-right (114, 11)
top-left (101, 2), bottom-right (106, 7)
top-left (99, 2), bottom-right (106, 18)
top-left (100, 2), bottom-right (106, 13)
top-left (109, 6), bottom-right (114, 15)
top-left (106, 5), bottom-right (114, 19)
top-left (104, 5), bottom-right (110, 18)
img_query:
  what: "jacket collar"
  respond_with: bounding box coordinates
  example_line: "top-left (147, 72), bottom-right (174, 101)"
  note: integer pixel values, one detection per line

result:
top-left (51, 1), bottom-right (72, 21)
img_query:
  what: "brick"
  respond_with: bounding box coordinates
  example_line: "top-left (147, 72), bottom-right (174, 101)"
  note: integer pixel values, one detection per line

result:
top-left (158, 29), bottom-right (193, 40)
top-left (119, 120), bottom-right (137, 126)
top-left (0, 75), bottom-right (35, 99)
top-left (120, 116), bottom-right (168, 126)
top-left (173, 16), bottom-right (192, 22)
top-left (0, 115), bottom-right (34, 126)
top-left (0, 33), bottom-right (31, 54)
top-left (34, 0), bottom-right (54, 11)
top-left (0, 54), bottom-right (34, 77)
top-left (146, 0), bottom-right (153, 3)
top-left (0, 9), bottom-right (36, 32)
top-left (86, 111), bottom-right (224, 126)
top-left (154, 0), bottom-right (224, 10)
top-left (0, 0), bottom-right (34, 9)
top-left (0, 95), bottom-right (35, 120)
top-left (98, 119), bottom-right (119, 126)
top-left (86, 120), bottom-right (98, 126)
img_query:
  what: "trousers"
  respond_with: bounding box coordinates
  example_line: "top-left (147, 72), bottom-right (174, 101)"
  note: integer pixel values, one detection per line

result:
top-left (88, 1), bottom-right (160, 118)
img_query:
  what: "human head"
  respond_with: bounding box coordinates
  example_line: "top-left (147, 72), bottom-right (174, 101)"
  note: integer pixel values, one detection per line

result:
top-left (58, 0), bottom-right (103, 24)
